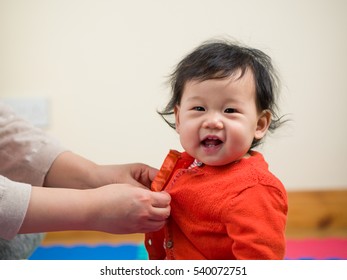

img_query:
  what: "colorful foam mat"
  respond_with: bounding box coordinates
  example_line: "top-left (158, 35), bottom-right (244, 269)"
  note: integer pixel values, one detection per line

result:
top-left (29, 238), bottom-right (347, 260)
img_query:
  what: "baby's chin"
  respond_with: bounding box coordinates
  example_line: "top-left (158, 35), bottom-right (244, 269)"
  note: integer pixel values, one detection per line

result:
top-left (197, 153), bottom-right (248, 166)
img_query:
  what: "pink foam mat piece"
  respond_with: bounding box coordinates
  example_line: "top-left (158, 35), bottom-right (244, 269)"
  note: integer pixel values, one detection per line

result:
top-left (285, 238), bottom-right (347, 259)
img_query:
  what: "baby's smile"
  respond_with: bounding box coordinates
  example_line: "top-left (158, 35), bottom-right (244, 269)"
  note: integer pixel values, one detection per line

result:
top-left (201, 136), bottom-right (223, 148)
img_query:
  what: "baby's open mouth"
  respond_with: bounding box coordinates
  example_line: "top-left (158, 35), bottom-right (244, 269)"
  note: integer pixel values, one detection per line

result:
top-left (201, 137), bottom-right (223, 147)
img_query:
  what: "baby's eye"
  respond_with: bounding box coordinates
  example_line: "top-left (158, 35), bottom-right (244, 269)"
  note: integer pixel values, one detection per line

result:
top-left (193, 106), bottom-right (205, 111)
top-left (224, 108), bottom-right (236, 113)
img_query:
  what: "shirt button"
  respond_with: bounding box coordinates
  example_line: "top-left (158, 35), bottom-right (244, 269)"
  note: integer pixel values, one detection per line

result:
top-left (166, 240), bottom-right (173, 248)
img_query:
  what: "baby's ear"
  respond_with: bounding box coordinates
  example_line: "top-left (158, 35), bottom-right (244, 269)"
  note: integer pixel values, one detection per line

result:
top-left (254, 110), bottom-right (272, 139)
top-left (174, 105), bottom-right (181, 133)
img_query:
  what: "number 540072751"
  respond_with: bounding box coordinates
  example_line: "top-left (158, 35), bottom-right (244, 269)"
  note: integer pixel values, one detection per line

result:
top-left (193, 266), bottom-right (247, 276)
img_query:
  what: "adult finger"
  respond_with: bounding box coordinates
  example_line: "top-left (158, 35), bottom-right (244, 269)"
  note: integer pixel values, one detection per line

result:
top-left (150, 191), bottom-right (171, 208)
top-left (149, 204), bottom-right (171, 221)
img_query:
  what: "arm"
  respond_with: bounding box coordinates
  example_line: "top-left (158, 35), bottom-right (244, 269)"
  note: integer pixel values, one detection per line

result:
top-left (225, 185), bottom-right (287, 260)
top-left (20, 148), bottom-right (170, 235)
top-left (0, 102), bottom-right (157, 190)
top-left (38, 151), bottom-right (172, 234)
top-left (19, 183), bottom-right (171, 235)
top-left (43, 151), bottom-right (157, 189)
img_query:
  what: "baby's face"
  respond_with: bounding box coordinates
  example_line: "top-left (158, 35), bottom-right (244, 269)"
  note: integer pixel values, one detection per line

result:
top-left (174, 69), bottom-right (270, 166)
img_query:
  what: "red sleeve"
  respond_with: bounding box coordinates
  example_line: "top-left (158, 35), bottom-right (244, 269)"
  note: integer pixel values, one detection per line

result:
top-left (223, 185), bottom-right (288, 259)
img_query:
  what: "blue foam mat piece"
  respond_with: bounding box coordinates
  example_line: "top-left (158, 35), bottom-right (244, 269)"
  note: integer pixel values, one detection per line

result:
top-left (29, 244), bottom-right (149, 260)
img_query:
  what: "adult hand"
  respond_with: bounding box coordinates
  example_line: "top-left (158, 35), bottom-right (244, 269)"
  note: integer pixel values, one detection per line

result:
top-left (90, 184), bottom-right (171, 233)
top-left (94, 163), bottom-right (158, 189)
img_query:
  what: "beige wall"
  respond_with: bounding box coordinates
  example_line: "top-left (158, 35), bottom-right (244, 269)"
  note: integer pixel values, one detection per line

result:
top-left (1, 0), bottom-right (346, 190)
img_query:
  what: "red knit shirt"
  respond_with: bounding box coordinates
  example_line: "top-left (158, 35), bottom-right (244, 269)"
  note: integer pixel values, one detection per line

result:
top-left (145, 150), bottom-right (288, 260)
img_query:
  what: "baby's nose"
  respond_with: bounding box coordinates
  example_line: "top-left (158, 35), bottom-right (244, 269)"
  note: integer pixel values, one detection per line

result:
top-left (202, 115), bottom-right (224, 129)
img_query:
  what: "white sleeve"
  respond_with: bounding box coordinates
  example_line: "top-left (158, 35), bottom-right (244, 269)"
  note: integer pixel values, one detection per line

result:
top-left (0, 102), bottom-right (66, 186)
top-left (0, 176), bottom-right (31, 240)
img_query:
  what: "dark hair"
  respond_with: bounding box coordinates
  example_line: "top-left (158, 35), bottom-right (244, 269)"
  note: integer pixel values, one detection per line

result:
top-left (158, 39), bottom-right (285, 149)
